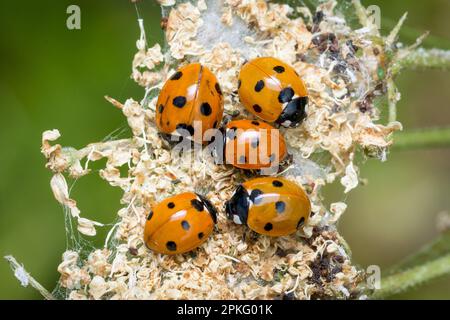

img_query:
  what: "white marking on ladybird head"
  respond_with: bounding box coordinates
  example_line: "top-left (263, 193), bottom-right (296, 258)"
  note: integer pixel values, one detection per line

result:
top-left (233, 214), bottom-right (243, 225)
top-left (281, 120), bottom-right (292, 127)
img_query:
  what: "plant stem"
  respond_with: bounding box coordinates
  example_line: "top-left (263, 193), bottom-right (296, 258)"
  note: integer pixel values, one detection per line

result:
top-left (73, 138), bottom-right (136, 159)
top-left (372, 254), bottom-right (450, 299)
top-left (392, 48), bottom-right (450, 75)
top-left (387, 79), bottom-right (399, 123)
top-left (387, 231), bottom-right (450, 275)
top-left (4, 255), bottom-right (55, 300)
top-left (392, 127), bottom-right (450, 150)
top-left (352, 0), bottom-right (369, 27)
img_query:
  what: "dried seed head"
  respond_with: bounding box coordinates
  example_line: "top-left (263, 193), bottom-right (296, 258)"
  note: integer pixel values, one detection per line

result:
top-left (34, 0), bottom-right (405, 300)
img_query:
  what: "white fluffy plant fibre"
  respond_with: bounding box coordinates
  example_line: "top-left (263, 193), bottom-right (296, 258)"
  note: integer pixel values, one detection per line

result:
top-left (196, 0), bottom-right (255, 54)
top-left (8, 0), bottom-right (405, 300)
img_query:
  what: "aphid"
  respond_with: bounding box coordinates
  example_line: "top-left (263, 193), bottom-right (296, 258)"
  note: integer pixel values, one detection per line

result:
top-left (144, 192), bottom-right (217, 255)
top-left (222, 119), bottom-right (287, 170)
top-left (238, 57), bottom-right (308, 127)
top-left (155, 63), bottom-right (224, 144)
top-left (225, 177), bottom-right (311, 237)
top-left (160, 17), bottom-right (168, 31)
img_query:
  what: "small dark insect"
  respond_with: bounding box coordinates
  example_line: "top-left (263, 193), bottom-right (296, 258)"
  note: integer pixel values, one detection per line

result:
top-left (313, 11), bottom-right (324, 24)
top-left (282, 292), bottom-right (296, 300)
top-left (346, 40), bottom-right (359, 55)
top-left (128, 247), bottom-right (138, 256)
top-left (312, 11), bottom-right (324, 33)
top-left (357, 96), bottom-right (373, 113)
top-left (373, 47), bottom-right (381, 56)
top-left (312, 33), bottom-right (339, 54)
top-left (160, 17), bottom-right (169, 31)
top-left (333, 255), bottom-right (345, 264)
top-left (275, 247), bottom-right (288, 258)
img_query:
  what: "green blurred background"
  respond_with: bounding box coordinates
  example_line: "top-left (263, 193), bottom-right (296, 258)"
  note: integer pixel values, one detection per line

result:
top-left (0, 0), bottom-right (448, 299)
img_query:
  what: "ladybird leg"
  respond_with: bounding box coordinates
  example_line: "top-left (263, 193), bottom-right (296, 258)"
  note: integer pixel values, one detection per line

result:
top-left (223, 111), bottom-right (240, 124)
top-left (158, 132), bottom-right (180, 147)
top-left (241, 229), bottom-right (258, 244)
top-left (276, 153), bottom-right (294, 174)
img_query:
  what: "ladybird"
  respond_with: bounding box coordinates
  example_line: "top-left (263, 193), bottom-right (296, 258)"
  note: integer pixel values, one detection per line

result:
top-left (155, 63), bottom-right (224, 144)
top-left (222, 119), bottom-right (287, 170)
top-left (225, 177), bottom-right (310, 237)
top-left (238, 57), bottom-right (308, 127)
top-left (144, 192), bottom-right (217, 255)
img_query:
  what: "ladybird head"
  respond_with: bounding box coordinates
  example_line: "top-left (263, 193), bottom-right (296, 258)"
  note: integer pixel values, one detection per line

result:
top-left (196, 194), bottom-right (218, 224)
top-left (276, 96), bottom-right (308, 128)
top-left (225, 185), bottom-right (249, 225)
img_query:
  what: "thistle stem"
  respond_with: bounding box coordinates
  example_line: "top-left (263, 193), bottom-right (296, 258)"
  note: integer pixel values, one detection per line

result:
top-left (393, 127), bottom-right (450, 150)
top-left (372, 254), bottom-right (450, 299)
top-left (387, 231), bottom-right (450, 275)
top-left (392, 48), bottom-right (450, 75)
top-left (387, 79), bottom-right (399, 123)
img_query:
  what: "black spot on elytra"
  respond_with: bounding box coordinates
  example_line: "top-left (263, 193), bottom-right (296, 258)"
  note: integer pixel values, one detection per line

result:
top-left (251, 121), bottom-right (260, 126)
top-left (250, 189), bottom-right (263, 205)
top-left (158, 104), bottom-right (164, 113)
top-left (264, 223), bottom-right (273, 231)
top-left (273, 66), bottom-right (285, 73)
top-left (170, 71), bottom-right (183, 80)
top-left (166, 241), bottom-right (177, 251)
top-left (269, 153), bottom-right (276, 162)
top-left (254, 80), bottom-right (265, 92)
top-left (272, 180), bottom-right (283, 187)
top-left (181, 220), bottom-right (190, 230)
top-left (297, 217), bottom-right (305, 228)
top-left (167, 202), bottom-right (175, 209)
top-left (215, 83), bottom-right (222, 96)
top-left (275, 201), bottom-right (286, 213)
top-left (173, 96), bottom-right (187, 108)
top-left (198, 232), bottom-right (204, 239)
top-left (176, 123), bottom-right (195, 136)
top-left (200, 102), bottom-right (212, 116)
top-left (253, 104), bottom-right (262, 113)
top-left (227, 127), bottom-right (237, 140)
top-left (238, 155), bottom-right (247, 164)
top-left (278, 88), bottom-right (295, 103)
top-left (146, 211), bottom-right (153, 220)
top-left (191, 199), bottom-right (204, 212)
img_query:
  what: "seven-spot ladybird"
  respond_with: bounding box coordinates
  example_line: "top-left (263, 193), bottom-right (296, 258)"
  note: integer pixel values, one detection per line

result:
top-left (148, 59), bottom-right (312, 245)
top-left (155, 63), bottom-right (224, 144)
top-left (144, 192), bottom-right (217, 255)
top-left (238, 57), bottom-right (308, 127)
top-left (225, 177), bottom-right (311, 236)
top-left (222, 119), bottom-right (287, 170)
